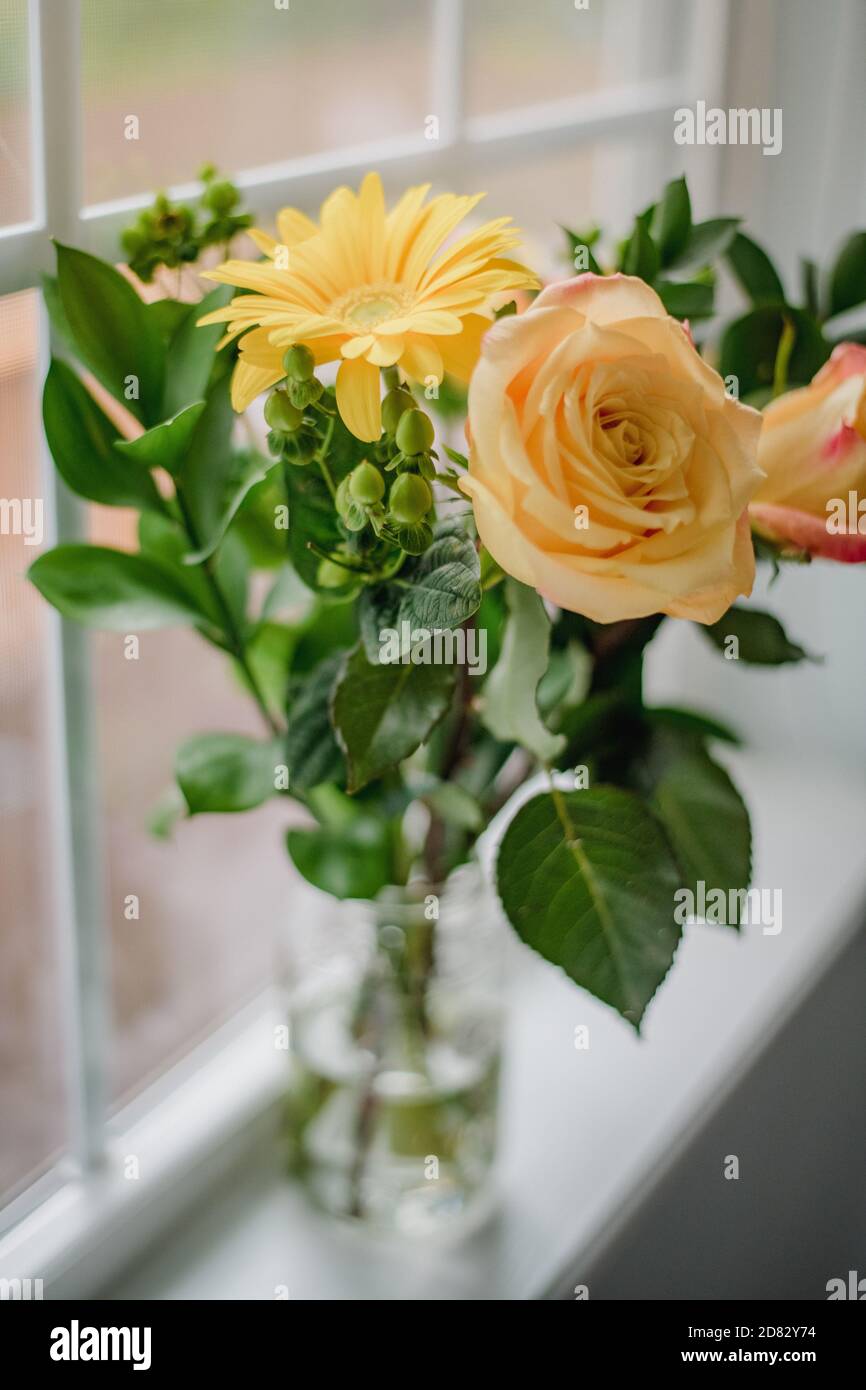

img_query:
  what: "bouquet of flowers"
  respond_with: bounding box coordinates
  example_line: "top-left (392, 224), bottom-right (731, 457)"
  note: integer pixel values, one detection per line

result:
top-left (30, 168), bottom-right (866, 1221)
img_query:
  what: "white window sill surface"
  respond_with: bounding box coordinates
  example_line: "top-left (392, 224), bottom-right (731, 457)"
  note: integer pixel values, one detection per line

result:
top-left (4, 750), bottom-right (865, 1301)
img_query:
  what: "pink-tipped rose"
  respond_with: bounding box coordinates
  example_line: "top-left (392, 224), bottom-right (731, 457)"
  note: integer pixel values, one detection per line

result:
top-left (750, 343), bottom-right (866, 561)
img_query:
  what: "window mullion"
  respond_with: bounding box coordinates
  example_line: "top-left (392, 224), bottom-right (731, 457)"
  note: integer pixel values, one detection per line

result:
top-left (431, 0), bottom-right (465, 149)
top-left (33, 0), bottom-right (109, 1173)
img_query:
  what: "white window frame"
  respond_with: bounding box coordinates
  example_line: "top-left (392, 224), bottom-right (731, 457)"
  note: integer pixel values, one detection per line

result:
top-left (0, 0), bottom-right (729, 1294)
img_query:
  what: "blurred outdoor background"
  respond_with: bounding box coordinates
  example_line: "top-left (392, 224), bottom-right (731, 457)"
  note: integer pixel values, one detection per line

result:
top-left (1, 0), bottom-right (864, 1223)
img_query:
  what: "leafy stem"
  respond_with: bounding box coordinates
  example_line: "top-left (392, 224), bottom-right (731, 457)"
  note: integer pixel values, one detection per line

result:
top-left (174, 490), bottom-right (283, 737)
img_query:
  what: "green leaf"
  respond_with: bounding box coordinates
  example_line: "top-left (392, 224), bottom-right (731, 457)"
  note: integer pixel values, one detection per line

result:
top-left (146, 298), bottom-right (191, 342)
top-left (137, 510), bottom-right (235, 632)
top-left (359, 520), bottom-right (481, 663)
top-left (184, 452), bottom-right (278, 565)
top-left (283, 410), bottom-right (365, 596)
top-left (174, 374), bottom-right (235, 538)
top-left (701, 605), bottom-right (818, 664)
top-left (621, 218), bottom-right (660, 281)
top-left (232, 471), bottom-right (291, 570)
top-left (442, 444), bottom-right (469, 470)
top-left (283, 463), bottom-right (354, 595)
top-left (481, 579), bottom-right (564, 763)
top-left (646, 706), bottom-right (740, 746)
top-left (29, 544), bottom-right (206, 630)
top-left (114, 401), bottom-right (204, 477)
top-left (55, 243), bottom-right (165, 424)
top-left (725, 232), bottom-right (786, 306)
top-left (147, 783), bottom-right (186, 839)
top-left (667, 217), bottom-right (740, 276)
top-left (651, 177), bottom-right (692, 265)
top-left (719, 307), bottom-right (829, 395)
top-left (650, 746), bottom-right (751, 929)
top-left (291, 599), bottom-right (358, 675)
top-left (537, 640), bottom-right (592, 718)
top-left (561, 226), bottom-right (602, 276)
top-left (496, 788), bottom-right (682, 1028)
top-left (176, 732), bottom-right (281, 814)
top-left (287, 817), bottom-right (391, 900)
top-left (244, 620), bottom-right (295, 720)
top-left (41, 272), bottom-right (77, 355)
top-left (42, 359), bottom-right (164, 513)
top-left (162, 285), bottom-right (232, 418)
top-left (829, 232), bottom-right (866, 318)
top-left (425, 781), bottom-right (483, 832)
top-left (800, 258), bottom-right (820, 319)
top-left (655, 279), bottom-right (714, 320)
top-left (173, 376), bottom-right (274, 564)
top-left (332, 643), bottom-right (456, 793)
top-left (285, 654), bottom-right (346, 791)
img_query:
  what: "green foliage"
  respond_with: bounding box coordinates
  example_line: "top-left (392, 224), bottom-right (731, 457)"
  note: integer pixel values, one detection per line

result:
top-left (42, 359), bottom-right (165, 513)
top-left (287, 812), bottom-right (392, 900)
top-left (646, 737), bottom-right (752, 930)
top-left (120, 168), bottom-right (253, 284)
top-left (496, 788), bottom-right (682, 1029)
top-left (29, 545), bottom-right (206, 630)
top-left (332, 644), bottom-right (456, 793)
top-left (358, 520), bottom-right (481, 663)
top-left (561, 225), bottom-right (602, 276)
top-left (162, 285), bottom-right (233, 418)
top-left (719, 306), bottom-right (829, 395)
top-left (828, 232), bottom-right (866, 318)
top-left (725, 232), bottom-right (786, 307)
top-left (114, 401), bottom-right (205, 478)
top-left (285, 655), bottom-right (346, 791)
top-left (31, 175), bottom-right (843, 1027)
top-left (176, 733), bottom-right (281, 814)
top-left (702, 606), bottom-right (818, 664)
top-left (651, 176), bottom-right (691, 265)
top-left (55, 243), bottom-right (166, 425)
top-left (481, 580), bottom-right (564, 763)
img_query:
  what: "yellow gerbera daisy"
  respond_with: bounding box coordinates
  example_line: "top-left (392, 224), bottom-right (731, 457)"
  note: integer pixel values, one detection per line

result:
top-left (198, 171), bottom-right (539, 442)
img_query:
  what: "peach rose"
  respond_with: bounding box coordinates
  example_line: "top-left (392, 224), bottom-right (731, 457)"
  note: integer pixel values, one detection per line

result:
top-left (750, 343), bottom-right (866, 562)
top-left (461, 273), bottom-right (764, 624)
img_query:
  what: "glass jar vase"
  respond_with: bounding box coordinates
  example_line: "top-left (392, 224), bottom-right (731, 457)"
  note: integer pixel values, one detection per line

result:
top-left (282, 861), bottom-right (505, 1237)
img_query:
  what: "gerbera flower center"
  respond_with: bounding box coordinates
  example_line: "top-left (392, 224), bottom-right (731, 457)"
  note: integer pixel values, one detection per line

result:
top-left (332, 283), bottom-right (412, 331)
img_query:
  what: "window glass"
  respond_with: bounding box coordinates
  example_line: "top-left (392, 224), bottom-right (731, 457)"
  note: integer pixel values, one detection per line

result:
top-left (81, 0), bottom-right (434, 206)
top-left (465, 0), bottom-right (687, 120)
top-left (0, 0), bottom-right (32, 227)
top-left (86, 507), bottom-right (293, 1103)
top-left (0, 290), bottom-right (67, 1200)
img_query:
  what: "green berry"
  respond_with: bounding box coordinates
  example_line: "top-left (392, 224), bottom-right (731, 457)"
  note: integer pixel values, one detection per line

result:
top-left (349, 461), bottom-right (385, 504)
top-left (389, 472), bottom-right (432, 525)
top-left (282, 426), bottom-right (318, 464)
top-left (264, 391), bottom-right (303, 433)
top-left (317, 557), bottom-right (352, 588)
top-left (287, 376), bottom-right (323, 410)
top-left (395, 408), bottom-right (435, 457)
top-left (203, 179), bottom-right (237, 214)
top-left (381, 386), bottom-right (414, 436)
top-left (283, 344), bottom-right (316, 381)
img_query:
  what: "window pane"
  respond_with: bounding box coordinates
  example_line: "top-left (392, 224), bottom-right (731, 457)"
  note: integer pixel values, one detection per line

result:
top-left (473, 133), bottom-right (667, 280)
top-left (81, 0), bottom-right (434, 207)
top-left (465, 0), bottom-right (686, 120)
top-left (84, 509), bottom-right (292, 1101)
top-left (0, 290), bottom-right (67, 1199)
top-left (0, 0), bottom-right (32, 227)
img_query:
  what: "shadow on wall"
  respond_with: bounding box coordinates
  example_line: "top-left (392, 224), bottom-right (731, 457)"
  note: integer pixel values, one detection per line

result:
top-left (550, 923), bottom-right (866, 1300)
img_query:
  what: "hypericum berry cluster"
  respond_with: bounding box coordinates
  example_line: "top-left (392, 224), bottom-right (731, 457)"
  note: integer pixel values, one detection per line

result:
top-left (265, 344), bottom-right (332, 466)
top-left (121, 165), bottom-right (253, 284)
top-left (265, 351), bottom-right (443, 586)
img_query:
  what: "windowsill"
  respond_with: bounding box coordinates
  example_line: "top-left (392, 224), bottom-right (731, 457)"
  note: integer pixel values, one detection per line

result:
top-left (3, 750), bottom-right (866, 1300)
